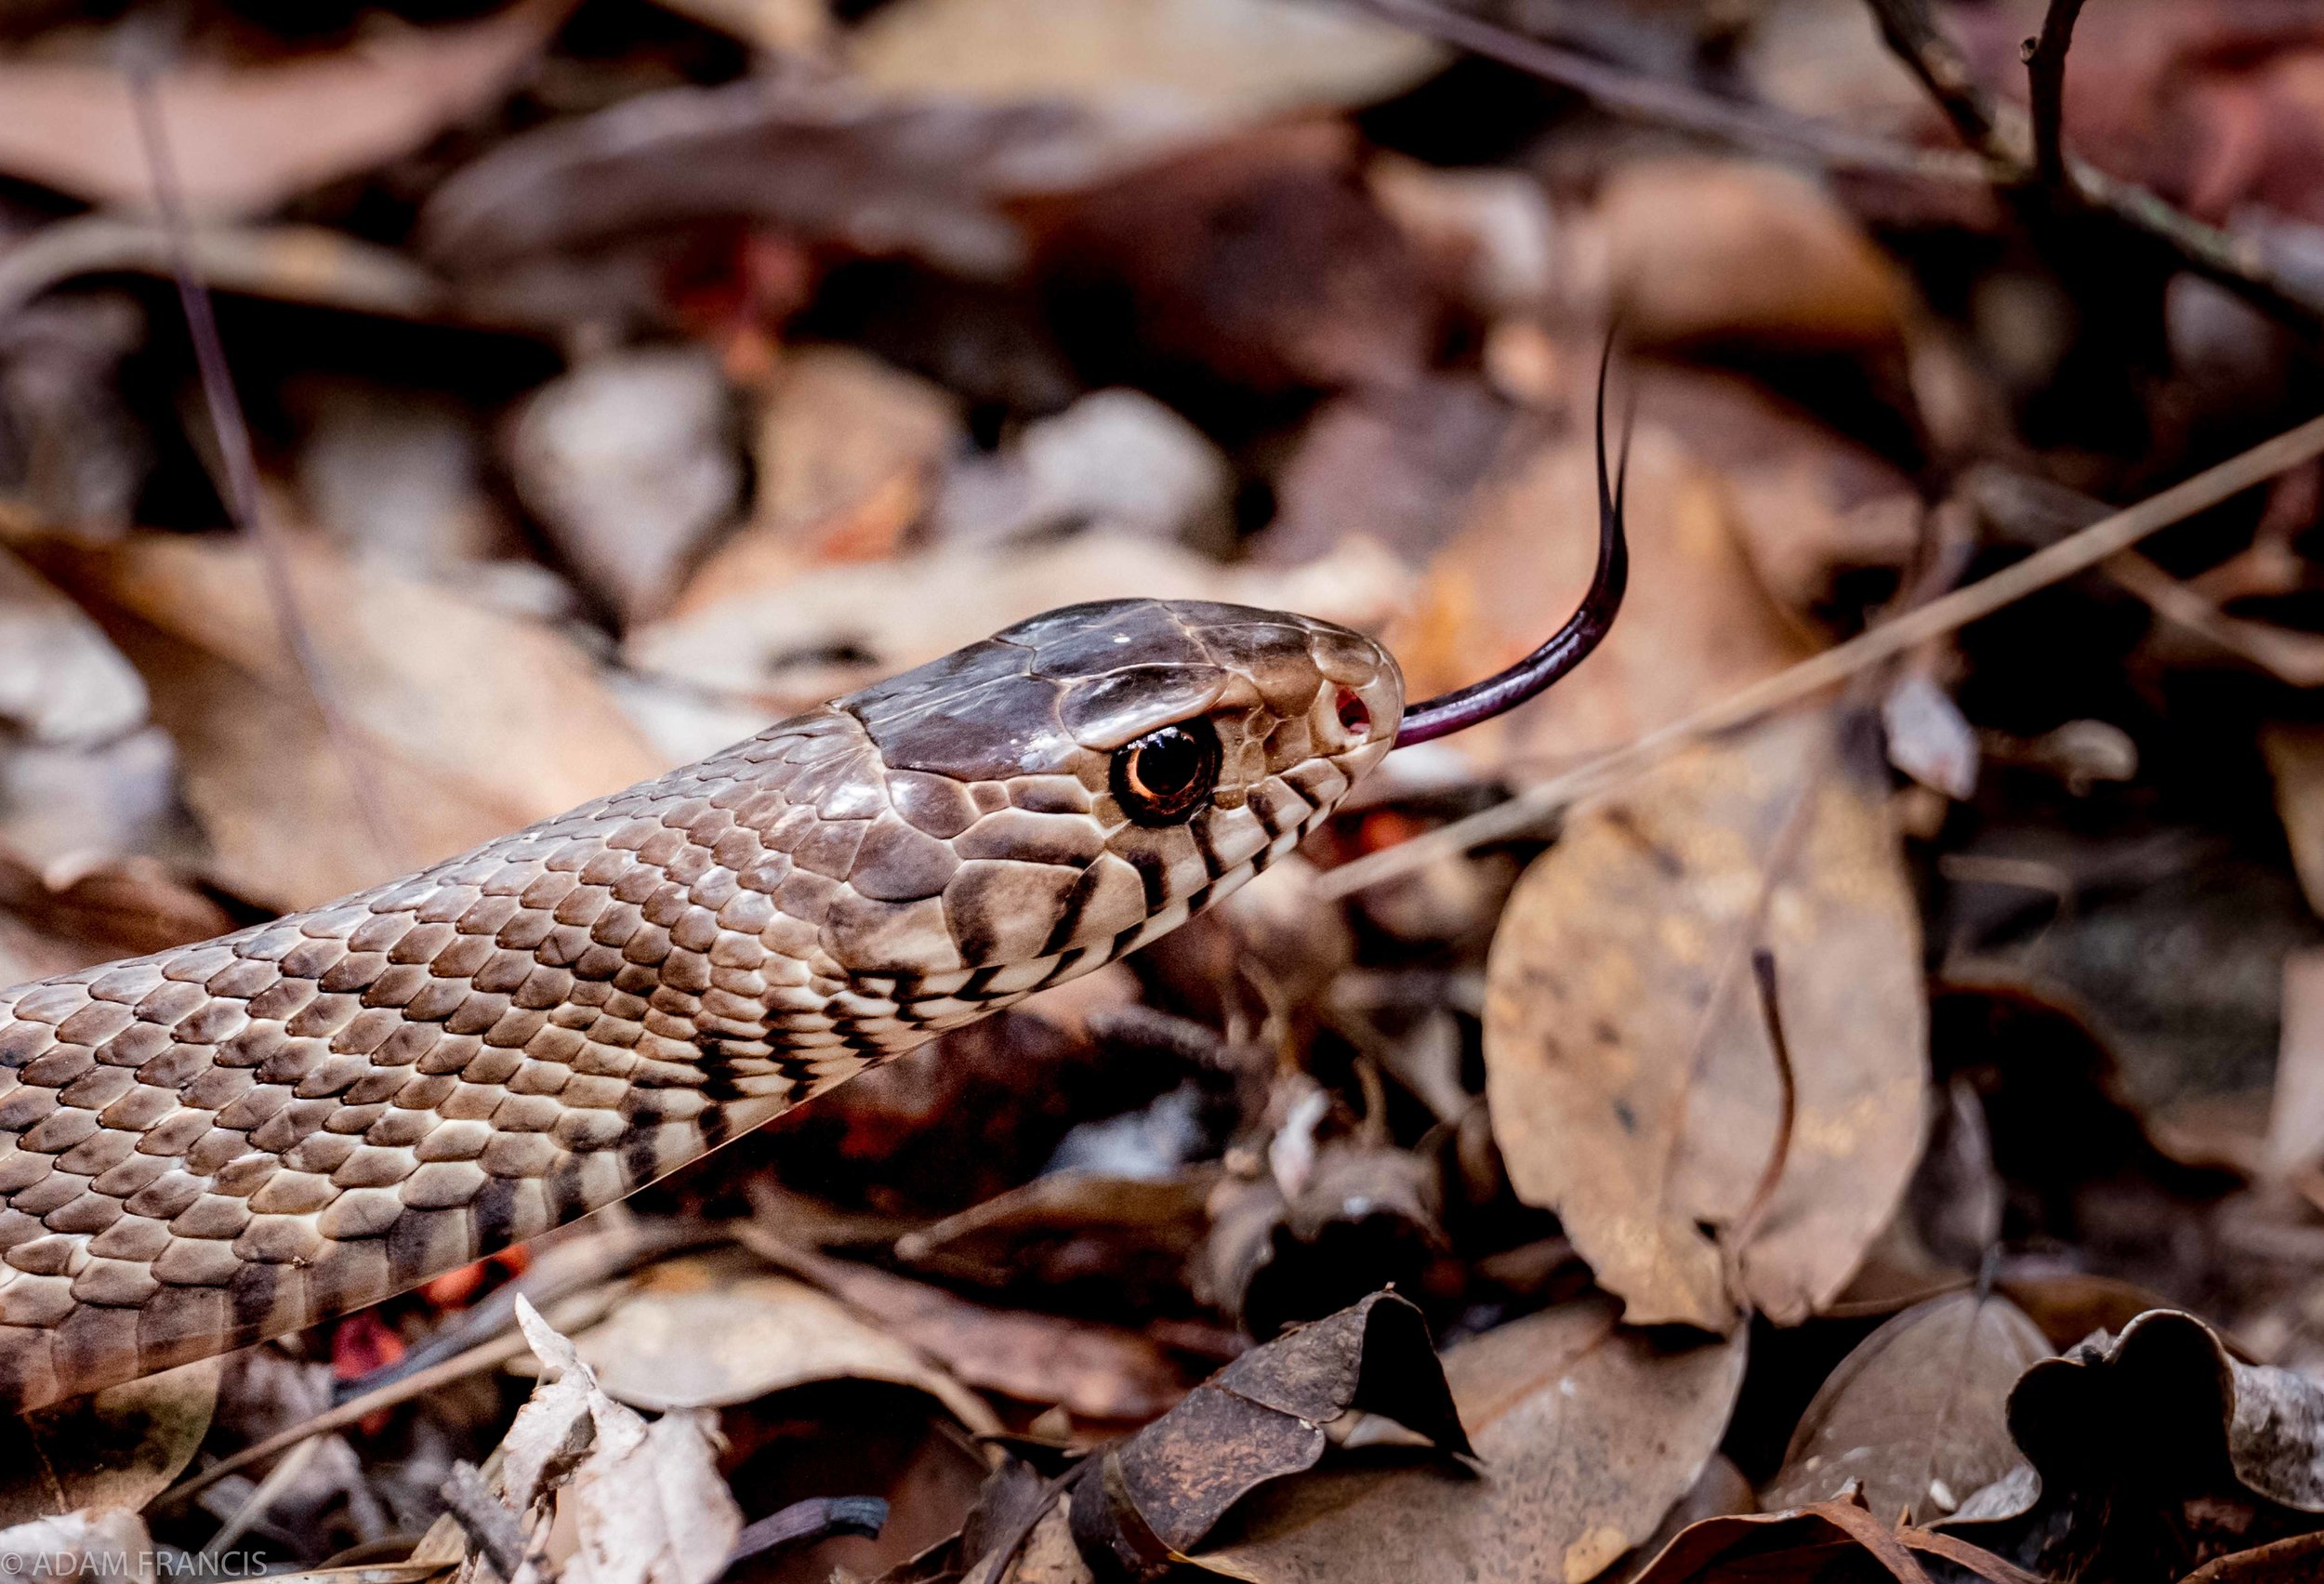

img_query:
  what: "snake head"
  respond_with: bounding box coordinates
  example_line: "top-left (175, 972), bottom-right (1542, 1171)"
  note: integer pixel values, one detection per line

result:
top-left (823, 600), bottom-right (1401, 988)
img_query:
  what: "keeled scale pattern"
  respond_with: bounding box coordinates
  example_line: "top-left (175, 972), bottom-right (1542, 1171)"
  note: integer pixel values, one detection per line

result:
top-left (0, 707), bottom-right (1004, 1411)
top-left (0, 597), bottom-right (1400, 1411)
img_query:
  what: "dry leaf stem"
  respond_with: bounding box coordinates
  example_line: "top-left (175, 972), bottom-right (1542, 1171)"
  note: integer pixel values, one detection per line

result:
top-left (1323, 409), bottom-right (2324, 895)
top-left (1732, 949), bottom-right (1798, 1257)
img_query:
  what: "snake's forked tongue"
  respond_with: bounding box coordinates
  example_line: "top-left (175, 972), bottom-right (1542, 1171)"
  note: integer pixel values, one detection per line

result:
top-left (1390, 337), bottom-right (1631, 747)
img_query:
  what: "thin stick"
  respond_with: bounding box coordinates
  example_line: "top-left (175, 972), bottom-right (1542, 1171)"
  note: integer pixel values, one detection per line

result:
top-left (123, 56), bottom-right (405, 866)
top-left (440, 1461), bottom-right (529, 1584)
top-left (157, 1287), bottom-right (617, 1508)
top-left (1326, 410), bottom-right (2324, 896)
top-left (2023, 0), bottom-right (2087, 192)
top-left (1350, 0), bottom-right (1987, 185)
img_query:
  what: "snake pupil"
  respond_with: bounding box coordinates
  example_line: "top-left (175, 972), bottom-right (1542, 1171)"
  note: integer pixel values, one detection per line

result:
top-left (1112, 719), bottom-right (1221, 825)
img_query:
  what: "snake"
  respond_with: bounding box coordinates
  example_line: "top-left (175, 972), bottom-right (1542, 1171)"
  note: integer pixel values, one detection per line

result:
top-left (0, 368), bottom-right (1628, 1416)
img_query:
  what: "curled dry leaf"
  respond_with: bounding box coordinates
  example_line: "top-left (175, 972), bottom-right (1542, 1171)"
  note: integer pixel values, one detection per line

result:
top-left (1195, 1145), bottom-right (1445, 1340)
top-left (22, 531), bottom-right (667, 910)
top-left (564, 1254), bottom-right (1003, 1435)
top-left (1483, 707), bottom-right (1930, 1329)
top-left (1760, 1291), bottom-right (2050, 1525)
top-left (0, 1355), bottom-right (219, 1525)
top-left (2009, 1308), bottom-right (2324, 1518)
top-left (0, 0), bottom-right (574, 218)
top-left (1069, 1291), bottom-right (1470, 1579)
top-left (1192, 1295), bottom-right (1747, 1584)
top-left (891, 1461), bottom-right (1091, 1584)
top-left (499, 1299), bottom-right (742, 1584)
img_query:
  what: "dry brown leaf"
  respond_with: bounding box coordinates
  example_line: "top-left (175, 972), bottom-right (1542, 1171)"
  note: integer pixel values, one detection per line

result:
top-left (0, 0), bottom-right (572, 218)
top-left (845, 0), bottom-right (1445, 132)
top-left (894, 1168), bottom-right (1216, 1304)
top-left (2180, 1531), bottom-right (2324, 1582)
top-left (503, 1299), bottom-right (742, 1584)
top-left (566, 1254), bottom-right (1003, 1435)
top-left (685, 344), bottom-right (962, 592)
top-left (1578, 160), bottom-right (1917, 350)
top-left (1191, 1296), bottom-right (1746, 1584)
top-left (417, 77), bottom-right (1167, 285)
top-left (0, 1357), bottom-right (219, 1524)
top-left (22, 530), bottom-right (667, 911)
top-left (1072, 1291), bottom-right (1471, 1576)
top-left (1483, 707), bottom-right (1930, 1329)
top-left (1626, 1496), bottom-right (2040, 1584)
top-left (1385, 414), bottom-right (1822, 773)
top-left (1637, 369), bottom-right (1924, 626)
top-left (1760, 1291), bottom-right (2049, 1524)
top-left (0, 846), bottom-right (234, 989)
top-left (1256, 375), bottom-right (1514, 569)
top-left (1038, 124), bottom-right (1435, 394)
top-left (505, 346), bottom-right (744, 625)
top-left (627, 530), bottom-right (1406, 720)
top-left (745, 1236), bottom-right (1200, 1421)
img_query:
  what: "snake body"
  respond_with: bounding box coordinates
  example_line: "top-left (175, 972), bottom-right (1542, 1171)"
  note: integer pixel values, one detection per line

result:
top-left (0, 600), bottom-right (1402, 1411)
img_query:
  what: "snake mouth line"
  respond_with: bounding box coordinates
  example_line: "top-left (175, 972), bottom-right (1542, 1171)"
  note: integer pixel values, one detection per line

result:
top-left (1391, 333), bottom-right (1631, 747)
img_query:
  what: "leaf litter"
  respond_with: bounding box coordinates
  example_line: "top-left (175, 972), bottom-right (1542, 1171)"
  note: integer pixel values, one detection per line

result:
top-left (13, 2), bottom-right (2324, 1583)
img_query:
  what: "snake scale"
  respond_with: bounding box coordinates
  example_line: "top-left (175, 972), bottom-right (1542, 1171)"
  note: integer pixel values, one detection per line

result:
top-left (0, 358), bottom-right (1629, 1415)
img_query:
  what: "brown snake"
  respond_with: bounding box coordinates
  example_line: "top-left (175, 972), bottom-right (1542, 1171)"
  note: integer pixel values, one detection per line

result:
top-left (0, 368), bottom-right (1629, 1416)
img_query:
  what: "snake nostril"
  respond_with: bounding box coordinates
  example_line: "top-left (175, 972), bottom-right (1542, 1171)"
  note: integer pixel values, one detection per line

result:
top-left (1335, 687), bottom-right (1371, 739)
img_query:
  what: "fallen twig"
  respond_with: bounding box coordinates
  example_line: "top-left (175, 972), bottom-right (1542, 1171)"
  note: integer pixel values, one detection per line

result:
top-left (440, 1462), bottom-right (529, 1584)
top-left (1352, 0), bottom-right (1987, 185)
top-left (720, 1498), bottom-right (888, 1574)
top-left (1323, 410), bottom-right (2324, 895)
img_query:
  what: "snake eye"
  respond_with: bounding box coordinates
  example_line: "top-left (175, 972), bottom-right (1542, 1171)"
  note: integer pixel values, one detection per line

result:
top-left (1111, 719), bottom-right (1221, 825)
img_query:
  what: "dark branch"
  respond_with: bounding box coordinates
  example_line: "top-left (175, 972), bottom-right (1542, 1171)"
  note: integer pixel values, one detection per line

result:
top-left (2024, 0), bottom-right (2088, 191)
top-left (1856, 0), bottom-right (2324, 336)
top-left (1392, 332), bottom-right (1629, 746)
